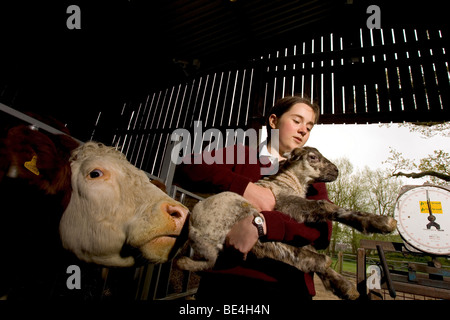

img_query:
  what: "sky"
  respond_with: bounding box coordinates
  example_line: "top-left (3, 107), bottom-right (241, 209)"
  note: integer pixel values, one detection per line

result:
top-left (305, 123), bottom-right (449, 175)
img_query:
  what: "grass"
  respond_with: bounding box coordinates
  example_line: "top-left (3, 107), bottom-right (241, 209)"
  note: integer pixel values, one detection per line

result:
top-left (331, 257), bottom-right (357, 274)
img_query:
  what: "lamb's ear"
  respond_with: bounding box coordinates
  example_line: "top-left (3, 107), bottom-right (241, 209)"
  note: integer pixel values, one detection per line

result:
top-left (284, 148), bottom-right (304, 162)
top-left (282, 151), bottom-right (291, 160)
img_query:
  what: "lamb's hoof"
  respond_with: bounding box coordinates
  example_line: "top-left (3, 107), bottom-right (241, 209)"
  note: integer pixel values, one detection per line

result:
top-left (371, 216), bottom-right (398, 234)
top-left (336, 285), bottom-right (360, 300)
top-left (380, 217), bottom-right (397, 233)
top-left (388, 218), bottom-right (397, 231)
top-left (346, 287), bottom-right (360, 300)
top-left (325, 255), bottom-right (332, 269)
top-left (176, 257), bottom-right (191, 270)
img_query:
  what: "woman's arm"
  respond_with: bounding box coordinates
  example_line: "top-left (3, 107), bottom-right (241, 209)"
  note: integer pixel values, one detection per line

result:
top-left (243, 182), bottom-right (276, 212)
top-left (174, 144), bottom-right (260, 195)
top-left (226, 183), bottom-right (332, 256)
top-left (262, 210), bottom-right (332, 249)
top-left (262, 182), bottom-right (332, 249)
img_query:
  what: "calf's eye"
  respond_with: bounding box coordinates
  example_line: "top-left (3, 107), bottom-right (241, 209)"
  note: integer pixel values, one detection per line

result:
top-left (89, 169), bottom-right (104, 179)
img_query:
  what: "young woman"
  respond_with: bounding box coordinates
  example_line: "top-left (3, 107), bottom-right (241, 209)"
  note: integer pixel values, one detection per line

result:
top-left (174, 95), bottom-right (332, 301)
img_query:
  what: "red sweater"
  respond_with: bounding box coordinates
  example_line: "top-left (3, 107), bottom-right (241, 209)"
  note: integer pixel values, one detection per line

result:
top-left (174, 144), bottom-right (332, 296)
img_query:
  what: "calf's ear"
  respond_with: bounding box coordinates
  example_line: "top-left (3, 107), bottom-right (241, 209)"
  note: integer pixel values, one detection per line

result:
top-left (52, 135), bottom-right (80, 160)
top-left (150, 179), bottom-right (167, 194)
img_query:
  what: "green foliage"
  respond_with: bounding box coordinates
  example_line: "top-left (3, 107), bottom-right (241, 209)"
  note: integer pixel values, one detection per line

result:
top-left (383, 122), bottom-right (450, 184)
top-left (397, 121), bottom-right (450, 138)
top-left (326, 158), bottom-right (404, 254)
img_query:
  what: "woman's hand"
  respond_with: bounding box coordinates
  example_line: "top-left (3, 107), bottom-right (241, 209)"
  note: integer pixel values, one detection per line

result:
top-left (226, 182), bottom-right (273, 259)
top-left (243, 182), bottom-right (276, 212)
top-left (225, 213), bottom-right (267, 260)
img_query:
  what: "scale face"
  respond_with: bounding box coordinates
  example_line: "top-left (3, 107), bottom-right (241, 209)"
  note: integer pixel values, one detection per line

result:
top-left (394, 185), bottom-right (450, 256)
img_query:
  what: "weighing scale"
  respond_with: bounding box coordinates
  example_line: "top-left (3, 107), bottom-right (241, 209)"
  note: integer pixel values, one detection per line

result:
top-left (394, 184), bottom-right (450, 256)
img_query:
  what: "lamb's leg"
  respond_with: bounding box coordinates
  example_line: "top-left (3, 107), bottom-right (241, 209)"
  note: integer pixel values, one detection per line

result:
top-left (251, 242), bottom-right (332, 274)
top-left (176, 255), bottom-right (216, 272)
top-left (332, 208), bottom-right (397, 234)
top-left (317, 268), bottom-right (359, 300)
top-left (176, 230), bottom-right (221, 272)
top-left (276, 195), bottom-right (397, 234)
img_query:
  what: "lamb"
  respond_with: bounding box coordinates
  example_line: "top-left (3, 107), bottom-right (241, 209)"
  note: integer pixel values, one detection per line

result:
top-left (176, 146), bottom-right (397, 300)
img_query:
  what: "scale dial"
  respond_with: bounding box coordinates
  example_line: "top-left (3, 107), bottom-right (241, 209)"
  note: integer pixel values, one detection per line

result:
top-left (394, 185), bottom-right (450, 256)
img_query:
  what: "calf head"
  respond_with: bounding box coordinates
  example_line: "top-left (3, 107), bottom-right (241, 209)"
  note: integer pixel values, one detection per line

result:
top-left (0, 124), bottom-right (80, 208)
top-left (59, 142), bottom-right (189, 267)
top-left (282, 147), bottom-right (339, 183)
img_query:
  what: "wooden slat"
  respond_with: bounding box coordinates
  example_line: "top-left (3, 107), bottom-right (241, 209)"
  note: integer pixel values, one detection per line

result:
top-left (394, 28), bottom-right (416, 112)
top-left (416, 29), bottom-right (442, 112)
top-left (359, 239), bottom-right (407, 252)
top-left (428, 29), bottom-right (450, 110)
top-left (385, 280), bottom-right (450, 300)
top-left (357, 247), bottom-right (367, 299)
top-left (321, 34), bottom-right (333, 116)
top-left (404, 29), bottom-right (429, 112)
top-left (384, 29), bottom-right (403, 112)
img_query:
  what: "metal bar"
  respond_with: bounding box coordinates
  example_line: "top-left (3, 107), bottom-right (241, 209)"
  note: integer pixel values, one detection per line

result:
top-left (159, 136), bottom-right (177, 192)
top-left (204, 73), bottom-right (216, 127)
top-left (171, 185), bottom-right (205, 202)
top-left (0, 102), bottom-right (83, 144)
top-left (211, 72), bottom-right (224, 127)
top-left (376, 244), bottom-right (396, 298)
top-left (244, 68), bottom-right (254, 126)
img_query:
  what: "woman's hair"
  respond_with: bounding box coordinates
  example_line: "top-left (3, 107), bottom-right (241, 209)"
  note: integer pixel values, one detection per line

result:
top-left (265, 95), bottom-right (320, 139)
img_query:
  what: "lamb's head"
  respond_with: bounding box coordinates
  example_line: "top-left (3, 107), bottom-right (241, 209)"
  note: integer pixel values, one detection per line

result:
top-left (59, 142), bottom-right (189, 267)
top-left (282, 147), bottom-right (339, 183)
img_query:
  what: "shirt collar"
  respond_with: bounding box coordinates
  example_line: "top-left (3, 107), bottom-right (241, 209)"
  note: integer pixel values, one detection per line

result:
top-left (259, 140), bottom-right (277, 164)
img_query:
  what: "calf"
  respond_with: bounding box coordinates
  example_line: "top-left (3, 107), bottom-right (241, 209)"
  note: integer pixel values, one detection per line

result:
top-left (60, 141), bottom-right (189, 267)
top-left (0, 121), bottom-right (188, 299)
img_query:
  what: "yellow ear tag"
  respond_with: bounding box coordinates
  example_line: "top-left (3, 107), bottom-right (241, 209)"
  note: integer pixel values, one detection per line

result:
top-left (24, 155), bottom-right (40, 175)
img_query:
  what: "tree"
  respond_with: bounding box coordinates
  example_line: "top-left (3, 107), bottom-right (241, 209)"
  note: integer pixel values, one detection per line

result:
top-left (383, 122), bottom-right (450, 184)
top-left (365, 168), bottom-right (403, 217)
top-left (327, 158), bottom-right (403, 254)
top-left (385, 147), bottom-right (450, 185)
top-left (397, 121), bottom-right (450, 138)
top-left (326, 158), bottom-right (367, 255)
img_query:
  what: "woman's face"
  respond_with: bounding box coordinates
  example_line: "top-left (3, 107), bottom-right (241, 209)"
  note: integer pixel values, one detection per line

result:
top-left (269, 103), bottom-right (316, 154)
